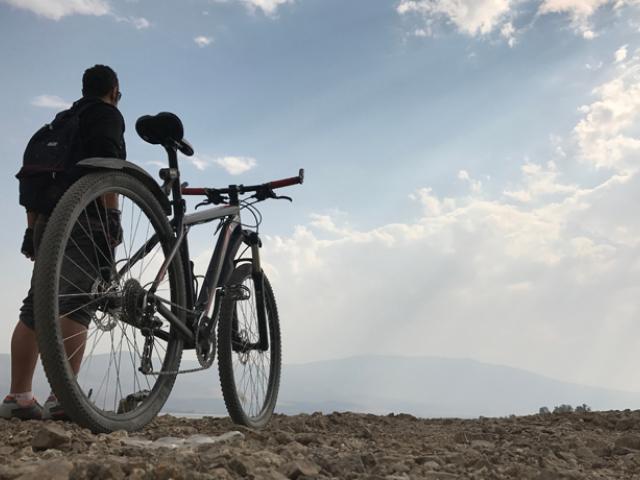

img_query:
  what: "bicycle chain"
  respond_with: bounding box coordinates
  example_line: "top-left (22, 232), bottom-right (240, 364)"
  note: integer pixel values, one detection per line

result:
top-left (146, 365), bottom-right (212, 375)
top-left (145, 310), bottom-right (218, 375)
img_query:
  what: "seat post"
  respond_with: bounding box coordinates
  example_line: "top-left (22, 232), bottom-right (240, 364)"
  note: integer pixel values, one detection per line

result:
top-left (164, 142), bottom-right (180, 170)
top-left (163, 144), bottom-right (185, 222)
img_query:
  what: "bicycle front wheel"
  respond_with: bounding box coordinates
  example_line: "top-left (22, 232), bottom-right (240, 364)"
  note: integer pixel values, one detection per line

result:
top-left (217, 263), bottom-right (281, 428)
top-left (34, 171), bottom-right (186, 433)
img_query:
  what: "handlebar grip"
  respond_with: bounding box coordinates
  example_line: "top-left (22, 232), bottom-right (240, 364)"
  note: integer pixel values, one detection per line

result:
top-left (268, 169), bottom-right (305, 189)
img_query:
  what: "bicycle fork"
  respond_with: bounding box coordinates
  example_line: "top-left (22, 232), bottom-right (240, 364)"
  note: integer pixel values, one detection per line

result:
top-left (250, 240), bottom-right (270, 352)
top-left (230, 231), bottom-right (269, 352)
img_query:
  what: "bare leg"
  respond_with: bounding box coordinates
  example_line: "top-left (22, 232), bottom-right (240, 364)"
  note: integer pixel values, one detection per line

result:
top-left (10, 317), bottom-right (87, 395)
top-left (60, 317), bottom-right (87, 375)
top-left (10, 321), bottom-right (39, 394)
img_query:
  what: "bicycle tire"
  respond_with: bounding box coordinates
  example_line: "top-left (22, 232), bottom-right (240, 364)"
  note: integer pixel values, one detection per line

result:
top-left (34, 171), bottom-right (186, 433)
top-left (217, 262), bottom-right (281, 428)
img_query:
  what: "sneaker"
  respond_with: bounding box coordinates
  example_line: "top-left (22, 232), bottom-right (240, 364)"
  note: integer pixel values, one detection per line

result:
top-left (0, 395), bottom-right (43, 420)
top-left (43, 395), bottom-right (70, 421)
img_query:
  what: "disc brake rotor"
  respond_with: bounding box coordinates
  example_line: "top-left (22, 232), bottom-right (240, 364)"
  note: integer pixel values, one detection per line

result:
top-left (91, 277), bottom-right (121, 332)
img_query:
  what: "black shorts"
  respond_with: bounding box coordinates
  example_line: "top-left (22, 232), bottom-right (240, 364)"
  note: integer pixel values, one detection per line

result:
top-left (20, 215), bottom-right (110, 330)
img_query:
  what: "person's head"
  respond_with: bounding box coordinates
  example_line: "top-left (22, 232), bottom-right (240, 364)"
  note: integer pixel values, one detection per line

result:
top-left (82, 65), bottom-right (121, 106)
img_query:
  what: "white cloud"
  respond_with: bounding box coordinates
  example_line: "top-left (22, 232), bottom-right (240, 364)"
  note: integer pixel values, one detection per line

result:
top-left (189, 155), bottom-right (210, 171)
top-left (188, 155), bottom-right (257, 175)
top-left (398, 0), bottom-right (640, 41)
top-left (500, 21), bottom-right (517, 46)
top-left (194, 35), bottom-right (213, 47)
top-left (615, 44), bottom-right (628, 63)
top-left (586, 61), bottom-right (603, 70)
top-left (30, 94), bottom-right (71, 109)
top-left (397, 0), bottom-right (514, 36)
top-left (145, 160), bottom-right (166, 169)
top-left (131, 16), bottom-right (150, 29)
top-left (458, 169), bottom-right (483, 193)
top-left (538, 0), bottom-right (611, 18)
top-left (264, 169), bottom-right (640, 389)
top-left (1, 0), bottom-right (110, 20)
top-left (503, 161), bottom-right (578, 203)
top-left (574, 57), bottom-right (640, 170)
top-left (214, 156), bottom-right (257, 175)
top-left (252, 51), bottom-right (640, 392)
top-left (539, 0), bottom-right (639, 35)
top-left (241, 0), bottom-right (294, 16)
top-left (2, 0), bottom-right (152, 30)
top-left (115, 15), bottom-right (151, 29)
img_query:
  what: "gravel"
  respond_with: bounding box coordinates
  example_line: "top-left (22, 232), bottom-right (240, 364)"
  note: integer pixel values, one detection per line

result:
top-left (1, 410), bottom-right (640, 479)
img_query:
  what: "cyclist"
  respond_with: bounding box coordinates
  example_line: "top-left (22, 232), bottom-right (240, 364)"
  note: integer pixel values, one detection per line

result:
top-left (0, 65), bottom-right (126, 420)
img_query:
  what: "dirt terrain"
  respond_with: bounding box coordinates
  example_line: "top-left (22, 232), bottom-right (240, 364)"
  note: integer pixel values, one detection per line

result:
top-left (2, 410), bottom-right (640, 479)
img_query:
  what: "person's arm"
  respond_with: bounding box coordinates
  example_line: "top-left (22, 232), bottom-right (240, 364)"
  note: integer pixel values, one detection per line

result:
top-left (21, 211), bottom-right (38, 260)
top-left (27, 211), bottom-right (38, 229)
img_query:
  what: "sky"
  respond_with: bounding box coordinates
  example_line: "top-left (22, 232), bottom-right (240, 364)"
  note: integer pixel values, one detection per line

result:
top-left (0, 0), bottom-right (640, 392)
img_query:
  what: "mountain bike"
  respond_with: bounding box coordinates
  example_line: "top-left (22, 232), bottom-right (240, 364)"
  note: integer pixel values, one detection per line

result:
top-left (33, 112), bottom-right (304, 433)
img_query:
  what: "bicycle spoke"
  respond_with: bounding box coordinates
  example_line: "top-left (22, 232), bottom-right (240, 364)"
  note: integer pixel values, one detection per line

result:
top-left (41, 183), bottom-right (186, 425)
top-left (227, 273), bottom-right (274, 420)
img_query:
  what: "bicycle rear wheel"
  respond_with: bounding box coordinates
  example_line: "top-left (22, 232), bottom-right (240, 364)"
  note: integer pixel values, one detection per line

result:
top-left (34, 171), bottom-right (186, 433)
top-left (217, 262), bottom-right (281, 428)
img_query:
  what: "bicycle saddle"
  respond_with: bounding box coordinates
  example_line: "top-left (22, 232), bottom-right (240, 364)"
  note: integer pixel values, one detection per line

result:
top-left (136, 112), bottom-right (194, 157)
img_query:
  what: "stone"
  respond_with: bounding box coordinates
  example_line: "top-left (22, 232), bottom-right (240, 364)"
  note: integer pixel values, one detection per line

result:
top-left (122, 431), bottom-right (245, 450)
top-left (453, 432), bottom-right (469, 444)
top-left (294, 433), bottom-right (318, 446)
top-left (0, 446), bottom-right (15, 455)
top-left (15, 459), bottom-right (73, 480)
top-left (209, 468), bottom-right (234, 480)
top-left (361, 452), bottom-right (378, 468)
top-left (70, 459), bottom-right (126, 480)
top-left (423, 461), bottom-right (440, 470)
top-left (285, 460), bottom-right (321, 479)
top-left (32, 424), bottom-right (71, 451)
top-left (615, 434), bottom-right (640, 451)
top-left (470, 440), bottom-right (495, 450)
top-left (152, 462), bottom-right (183, 480)
top-left (228, 458), bottom-right (250, 477)
top-left (275, 431), bottom-right (295, 444)
top-left (252, 450), bottom-right (286, 468)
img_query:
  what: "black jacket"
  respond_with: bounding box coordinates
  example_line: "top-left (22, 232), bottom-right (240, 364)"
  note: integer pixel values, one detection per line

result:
top-left (73, 96), bottom-right (127, 161)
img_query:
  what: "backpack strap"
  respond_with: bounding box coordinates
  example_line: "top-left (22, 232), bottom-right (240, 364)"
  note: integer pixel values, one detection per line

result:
top-left (51, 98), bottom-right (104, 127)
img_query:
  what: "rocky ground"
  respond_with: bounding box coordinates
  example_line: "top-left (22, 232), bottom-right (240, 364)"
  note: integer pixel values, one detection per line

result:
top-left (2, 410), bottom-right (640, 479)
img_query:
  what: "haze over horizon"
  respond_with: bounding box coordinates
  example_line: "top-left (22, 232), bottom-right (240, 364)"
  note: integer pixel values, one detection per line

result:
top-left (1, 0), bottom-right (640, 395)
top-left (4, 352), bottom-right (640, 418)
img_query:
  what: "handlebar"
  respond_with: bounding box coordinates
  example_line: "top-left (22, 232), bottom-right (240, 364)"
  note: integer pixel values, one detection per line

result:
top-left (181, 168), bottom-right (304, 198)
top-left (268, 169), bottom-right (305, 189)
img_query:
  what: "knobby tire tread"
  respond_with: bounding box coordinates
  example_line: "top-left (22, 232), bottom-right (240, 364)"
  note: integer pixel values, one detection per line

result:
top-left (217, 263), bottom-right (281, 428)
top-left (34, 171), bottom-right (185, 433)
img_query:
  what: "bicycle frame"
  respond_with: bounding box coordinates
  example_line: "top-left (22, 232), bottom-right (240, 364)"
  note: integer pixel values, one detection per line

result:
top-left (122, 145), bottom-right (269, 351)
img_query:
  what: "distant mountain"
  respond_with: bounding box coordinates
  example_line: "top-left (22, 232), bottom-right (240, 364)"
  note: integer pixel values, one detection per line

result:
top-left (277, 355), bottom-right (640, 417)
top-left (1, 354), bottom-right (639, 418)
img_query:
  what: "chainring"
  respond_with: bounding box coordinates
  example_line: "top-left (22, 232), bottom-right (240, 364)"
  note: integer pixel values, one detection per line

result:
top-left (195, 312), bottom-right (217, 368)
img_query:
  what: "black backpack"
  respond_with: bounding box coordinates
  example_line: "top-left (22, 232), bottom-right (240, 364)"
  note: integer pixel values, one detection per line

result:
top-left (16, 100), bottom-right (99, 213)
